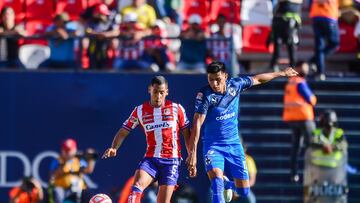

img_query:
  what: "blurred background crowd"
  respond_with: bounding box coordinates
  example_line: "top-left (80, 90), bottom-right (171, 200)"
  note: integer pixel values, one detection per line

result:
top-left (0, 0), bottom-right (360, 78)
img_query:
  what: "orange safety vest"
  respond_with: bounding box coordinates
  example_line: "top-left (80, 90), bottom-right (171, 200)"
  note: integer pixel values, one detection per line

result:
top-left (283, 77), bottom-right (315, 121)
top-left (310, 0), bottom-right (339, 20)
top-left (9, 187), bottom-right (40, 203)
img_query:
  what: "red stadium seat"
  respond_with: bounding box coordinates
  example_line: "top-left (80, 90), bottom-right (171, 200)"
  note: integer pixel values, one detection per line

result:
top-left (210, 0), bottom-right (241, 24)
top-left (0, 0), bottom-right (24, 23)
top-left (56, 0), bottom-right (87, 20)
top-left (24, 20), bottom-right (52, 45)
top-left (87, 0), bottom-right (101, 7)
top-left (25, 0), bottom-right (55, 20)
top-left (242, 25), bottom-right (273, 53)
top-left (182, 0), bottom-right (210, 30)
top-left (338, 23), bottom-right (358, 53)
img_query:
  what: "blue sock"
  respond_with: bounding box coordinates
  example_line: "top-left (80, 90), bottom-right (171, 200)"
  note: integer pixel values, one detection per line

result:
top-left (211, 177), bottom-right (225, 203)
top-left (223, 178), bottom-right (236, 190)
top-left (236, 187), bottom-right (250, 197)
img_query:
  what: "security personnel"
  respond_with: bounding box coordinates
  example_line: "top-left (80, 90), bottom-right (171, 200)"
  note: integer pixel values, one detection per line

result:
top-left (310, 110), bottom-right (347, 168)
top-left (282, 61), bottom-right (317, 182)
top-left (269, 0), bottom-right (303, 70)
top-left (304, 110), bottom-right (348, 203)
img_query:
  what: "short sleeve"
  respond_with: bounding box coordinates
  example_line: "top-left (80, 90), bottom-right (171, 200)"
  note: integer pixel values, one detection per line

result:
top-left (66, 22), bottom-right (78, 33)
top-left (177, 104), bottom-right (190, 130)
top-left (79, 159), bottom-right (88, 169)
top-left (194, 91), bottom-right (209, 115)
top-left (297, 81), bottom-right (315, 104)
top-left (45, 24), bottom-right (55, 32)
top-left (234, 76), bottom-right (253, 92)
top-left (122, 107), bottom-right (139, 131)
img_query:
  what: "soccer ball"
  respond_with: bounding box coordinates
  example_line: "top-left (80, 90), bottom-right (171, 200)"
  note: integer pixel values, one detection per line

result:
top-left (89, 194), bottom-right (112, 203)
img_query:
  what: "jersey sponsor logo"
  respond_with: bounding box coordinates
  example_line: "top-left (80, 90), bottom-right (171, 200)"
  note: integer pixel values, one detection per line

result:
top-left (142, 114), bottom-right (154, 123)
top-left (145, 122), bottom-right (170, 131)
top-left (216, 112), bottom-right (236, 121)
top-left (205, 157), bottom-right (212, 165)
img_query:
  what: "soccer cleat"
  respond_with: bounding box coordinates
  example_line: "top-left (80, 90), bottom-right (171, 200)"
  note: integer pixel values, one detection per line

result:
top-left (223, 176), bottom-right (233, 202)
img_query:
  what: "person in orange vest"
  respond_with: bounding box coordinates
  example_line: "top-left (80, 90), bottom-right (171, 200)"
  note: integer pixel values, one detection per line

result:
top-left (282, 61), bottom-right (317, 182)
top-left (309, 0), bottom-right (340, 80)
top-left (9, 176), bottom-right (43, 203)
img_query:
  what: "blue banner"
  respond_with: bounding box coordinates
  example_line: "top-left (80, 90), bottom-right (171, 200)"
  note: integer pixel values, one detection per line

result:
top-left (0, 71), bottom-right (210, 202)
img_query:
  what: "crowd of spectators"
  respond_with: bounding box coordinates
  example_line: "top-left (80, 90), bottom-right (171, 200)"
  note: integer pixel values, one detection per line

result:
top-left (0, 0), bottom-right (245, 73)
top-left (0, 0), bottom-right (360, 76)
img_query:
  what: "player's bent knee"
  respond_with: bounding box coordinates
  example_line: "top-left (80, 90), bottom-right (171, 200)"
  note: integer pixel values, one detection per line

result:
top-left (236, 187), bottom-right (250, 197)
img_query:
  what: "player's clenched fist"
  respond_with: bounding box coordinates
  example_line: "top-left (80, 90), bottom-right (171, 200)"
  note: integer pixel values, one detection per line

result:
top-left (188, 166), bottom-right (197, 178)
top-left (186, 153), bottom-right (197, 178)
top-left (102, 148), bottom-right (117, 159)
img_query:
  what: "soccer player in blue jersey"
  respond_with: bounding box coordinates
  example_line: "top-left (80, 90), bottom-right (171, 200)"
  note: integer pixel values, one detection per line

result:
top-left (186, 61), bottom-right (298, 202)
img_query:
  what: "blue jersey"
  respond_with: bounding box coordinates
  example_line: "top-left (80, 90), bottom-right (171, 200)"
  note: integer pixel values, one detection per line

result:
top-left (195, 76), bottom-right (253, 147)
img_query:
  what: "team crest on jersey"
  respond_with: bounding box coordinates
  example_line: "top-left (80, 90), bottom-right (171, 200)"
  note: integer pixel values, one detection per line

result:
top-left (228, 87), bottom-right (236, 97)
top-left (164, 108), bottom-right (171, 115)
top-left (210, 96), bottom-right (220, 105)
top-left (196, 92), bottom-right (203, 100)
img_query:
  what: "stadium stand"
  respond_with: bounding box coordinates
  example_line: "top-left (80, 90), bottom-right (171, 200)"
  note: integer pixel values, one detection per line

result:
top-left (241, 78), bottom-right (360, 202)
top-left (55, 0), bottom-right (87, 20)
top-left (25, 0), bottom-right (55, 20)
top-left (182, 0), bottom-right (210, 30)
top-left (87, 0), bottom-right (102, 7)
top-left (1, 1), bottom-right (360, 202)
top-left (242, 25), bottom-right (273, 53)
top-left (209, 0), bottom-right (241, 24)
top-left (24, 19), bottom-right (52, 45)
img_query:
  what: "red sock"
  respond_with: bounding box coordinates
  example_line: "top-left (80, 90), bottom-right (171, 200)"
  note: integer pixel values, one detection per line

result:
top-left (128, 192), bottom-right (142, 203)
top-left (127, 186), bottom-right (142, 203)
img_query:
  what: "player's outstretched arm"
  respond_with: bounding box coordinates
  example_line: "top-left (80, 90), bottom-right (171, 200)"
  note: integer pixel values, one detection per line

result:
top-left (102, 128), bottom-right (130, 159)
top-left (251, 67), bottom-right (298, 85)
top-left (186, 113), bottom-right (206, 177)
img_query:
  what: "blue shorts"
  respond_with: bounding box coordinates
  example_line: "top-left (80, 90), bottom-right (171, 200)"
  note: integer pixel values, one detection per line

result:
top-left (203, 144), bottom-right (249, 180)
top-left (138, 157), bottom-right (180, 186)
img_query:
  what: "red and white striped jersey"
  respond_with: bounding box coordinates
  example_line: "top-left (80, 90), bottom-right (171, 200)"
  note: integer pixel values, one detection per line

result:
top-left (122, 100), bottom-right (189, 158)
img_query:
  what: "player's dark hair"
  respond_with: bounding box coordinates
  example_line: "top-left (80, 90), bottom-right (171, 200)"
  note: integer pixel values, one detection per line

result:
top-left (295, 60), bottom-right (306, 68)
top-left (151, 76), bottom-right (168, 86)
top-left (207, 61), bottom-right (226, 73)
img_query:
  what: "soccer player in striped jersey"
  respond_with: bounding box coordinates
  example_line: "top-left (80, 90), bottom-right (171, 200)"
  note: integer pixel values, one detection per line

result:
top-left (102, 76), bottom-right (191, 203)
top-left (186, 61), bottom-right (298, 202)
